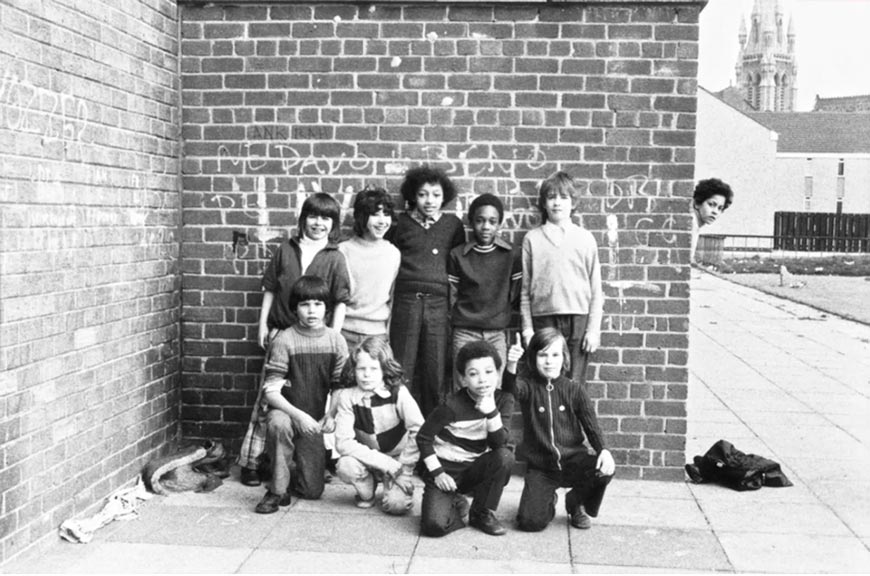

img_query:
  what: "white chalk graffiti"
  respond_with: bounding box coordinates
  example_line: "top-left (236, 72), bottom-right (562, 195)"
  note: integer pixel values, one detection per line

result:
top-left (0, 69), bottom-right (88, 144)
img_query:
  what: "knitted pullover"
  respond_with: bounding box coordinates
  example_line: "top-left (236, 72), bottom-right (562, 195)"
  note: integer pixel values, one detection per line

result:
top-left (262, 324), bottom-right (348, 420)
top-left (416, 389), bottom-right (514, 477)
top-left (502, 369), bottom-right (605, 472)
top-left (338, 236), bottom-right (401, 335)
top-left (333, 385), bottom-right (424, 476)
top-left (447, 237), bottom-right (522, 330)
top-left (520, 221), bottom-right (603, 335)
top-left (389, 212), bottom-right (465, 297)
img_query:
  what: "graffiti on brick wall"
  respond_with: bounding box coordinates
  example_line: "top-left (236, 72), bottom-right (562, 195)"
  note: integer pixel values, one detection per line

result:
top-left (0, 69), bottom-right (88, 147)
top-left (211, 141), bottom-right (686, 298)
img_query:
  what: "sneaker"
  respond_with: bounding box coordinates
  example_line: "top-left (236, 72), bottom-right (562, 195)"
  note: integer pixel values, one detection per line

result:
top-left (452, 493), bottom-right (470, 522)
top-left (255, 490), bottom-right (292, 514)
top-left (355, 494), bottom-right (376, 509)
top-left (570, 505), bottom-right (592, 530)
top-left (240, 467), bottom-right (261, 487)
top-left (469, 508), bottom-right (507, 536)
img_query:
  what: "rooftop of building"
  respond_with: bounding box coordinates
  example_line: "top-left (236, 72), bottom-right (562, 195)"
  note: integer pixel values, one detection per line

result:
top-left (813, 94), bottom-right (870, 113)
top-left (747, 112), bottom-right (870, 154)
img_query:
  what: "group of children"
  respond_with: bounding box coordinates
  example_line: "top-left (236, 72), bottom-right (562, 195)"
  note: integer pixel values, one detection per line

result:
top-left (237, 165), bottom-right (613, 536)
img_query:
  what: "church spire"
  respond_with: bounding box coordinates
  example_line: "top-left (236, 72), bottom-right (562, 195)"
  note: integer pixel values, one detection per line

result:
top-left (735, 0), bottom-right (797, 111)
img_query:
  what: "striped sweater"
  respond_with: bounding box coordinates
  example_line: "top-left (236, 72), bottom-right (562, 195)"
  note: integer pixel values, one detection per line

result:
top-left (262, 324), bottom-right (348, 420)
top-left (333, 385), bottom-right (424, 475)
top-left (416, 389), bottom-right (514, 477)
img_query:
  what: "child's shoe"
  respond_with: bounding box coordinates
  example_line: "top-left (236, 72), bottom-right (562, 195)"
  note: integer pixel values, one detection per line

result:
top-left (240, 467), bottom-right (261, 486)
top-left (570, 505), bottom-right (592, 529)
top-left (469, 508), bottom-right (506, 536)
top-left (354, 494), bottom-right (376, 508)
top-left (255, 490), bottom-right (292, 514)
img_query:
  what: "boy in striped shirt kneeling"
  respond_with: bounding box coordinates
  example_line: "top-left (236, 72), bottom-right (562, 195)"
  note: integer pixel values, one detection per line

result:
top-left (416, 341), bottom-right (515, 537)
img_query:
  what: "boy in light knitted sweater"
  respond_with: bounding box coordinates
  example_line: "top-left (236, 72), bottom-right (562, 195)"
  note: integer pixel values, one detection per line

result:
top-left (338, 187), bottom-right (401, 352)
top-left (520, 171), bottom-right (604, 387)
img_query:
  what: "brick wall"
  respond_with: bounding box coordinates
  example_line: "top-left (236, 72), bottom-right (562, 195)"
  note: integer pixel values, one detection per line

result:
top-left (179, 0), bottom-right (701, 480)
top-left (0, 0), bottom-right (180, 564)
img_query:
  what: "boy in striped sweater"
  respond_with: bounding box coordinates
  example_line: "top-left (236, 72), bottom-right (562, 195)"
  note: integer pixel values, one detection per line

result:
top-left (416, 341), bottom-right (515, 537)
top-left (253, 276), bottom-right (349, 514)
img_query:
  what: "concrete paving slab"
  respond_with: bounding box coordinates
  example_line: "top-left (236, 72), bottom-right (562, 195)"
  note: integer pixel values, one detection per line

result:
top-left (811, 481), bottom-right (870, 538)
top-left (413, 509), bottom-right (570, 564)
top-left (104, 504), bottom-right (283, 548)
top-left (688, 421), bottom-right (758, 443)
top-left (571, 564), bottom-right (724, 574)
top-left (699, 499), bottom-right (851, 536)
top-left (824, 413), bottom-right (870, 442)
top-left (569, 525), bottom-right (731, 572)
top-left (786, 457), bottom-right (870, 484)
top-left (408, 556), bottom-right (572, 573)
top-left (791, 392), bottom-right (870, 416)
top-left (752, 425), bottom-right (864, 458)
top-left (56, 542), bottom-right (250, 573)
top-left (258, 509), bottom-right (420, 556)
top-left (688, 479), bottom-right (815, 504)
top-left (712, 389), bottom-right (812, 413)
top-left (737, 410), bottom-right (833, 428)
top-left (1, 541), bottom-right (93, 573)
top-left (238, 550), bottom-right (410, 573)
top-left (604, 478), bottom-right (694, 500)
top-left (717, 532), bottom-right (870, 573)
top-left (598, 496), bottom-right (708, 530)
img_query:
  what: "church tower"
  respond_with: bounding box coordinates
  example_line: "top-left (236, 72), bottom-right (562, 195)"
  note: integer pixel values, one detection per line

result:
top-left (735, 0), bottom-right (797, 111)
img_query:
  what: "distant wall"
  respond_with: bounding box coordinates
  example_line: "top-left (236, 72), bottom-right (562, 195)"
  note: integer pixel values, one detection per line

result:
top-left (179, 0), bottom-right (705, 481)
top-left (0, 0), bottom-right (181, 564)
top-left (775, 155), bottom-right (870, 215)
top-left (695, 88), bottom-right (778, 236)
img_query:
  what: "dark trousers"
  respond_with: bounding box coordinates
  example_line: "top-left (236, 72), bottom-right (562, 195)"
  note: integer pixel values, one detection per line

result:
top-left (533, 314), bottom-right (590, 386)
top-left (420, 448), bottom-right (515, 537)
top-left (265, 410), bottom-right (325, 499)
top-left (516, 451), bottom-right (611, 532)
top-left (390, 291), bottom-right (449, 417)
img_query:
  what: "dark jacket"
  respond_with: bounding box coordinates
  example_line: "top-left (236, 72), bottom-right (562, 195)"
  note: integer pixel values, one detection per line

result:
top-left (502, 369), bottom-right (604, 472)
top-left (685, 439), bottom-right (792, 491)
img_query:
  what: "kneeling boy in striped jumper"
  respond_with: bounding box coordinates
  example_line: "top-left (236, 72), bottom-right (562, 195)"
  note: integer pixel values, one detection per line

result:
top-left (416, 341), bottom-right (515, 537)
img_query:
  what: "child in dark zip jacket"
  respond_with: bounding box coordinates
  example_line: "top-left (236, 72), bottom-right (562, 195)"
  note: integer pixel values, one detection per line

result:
top-left (503, 329), bottom-right (614, 531)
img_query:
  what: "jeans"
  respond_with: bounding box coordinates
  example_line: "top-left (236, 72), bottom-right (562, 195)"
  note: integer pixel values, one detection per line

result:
top-left (516, 450), bottom-right (612, 532)
top-left (389, 291), bottom-right (449, 417)
top-left (420, 448), bottom-right (515, 537)
top-left (265, 410), bottom-right (325, 499)
top-left (335, 455), bottom-right (414, 515)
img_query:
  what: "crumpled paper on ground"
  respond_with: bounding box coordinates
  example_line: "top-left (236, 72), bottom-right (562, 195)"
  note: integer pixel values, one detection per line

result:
top-left (58, 478), bottom-right (152, 544)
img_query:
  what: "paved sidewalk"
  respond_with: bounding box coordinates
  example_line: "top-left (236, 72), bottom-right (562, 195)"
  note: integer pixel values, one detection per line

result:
top-left (4, 272), bottom-right (869, 573)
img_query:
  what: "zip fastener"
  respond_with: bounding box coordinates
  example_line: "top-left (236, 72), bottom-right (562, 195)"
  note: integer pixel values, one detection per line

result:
top-left (546, 381), bottom-right (562, 471)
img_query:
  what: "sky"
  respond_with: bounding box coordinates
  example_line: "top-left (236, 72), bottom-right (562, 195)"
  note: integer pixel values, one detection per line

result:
top-left (698, 0), bottom-right (870, 111)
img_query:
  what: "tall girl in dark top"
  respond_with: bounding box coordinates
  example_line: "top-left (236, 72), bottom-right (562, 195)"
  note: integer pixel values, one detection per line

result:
top-left (388, 165), bottom-right (465, 416)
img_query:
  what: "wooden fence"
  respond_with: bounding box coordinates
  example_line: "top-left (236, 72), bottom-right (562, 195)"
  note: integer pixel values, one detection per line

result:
top-left (773, 212), bottom-right (870, 252)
